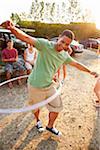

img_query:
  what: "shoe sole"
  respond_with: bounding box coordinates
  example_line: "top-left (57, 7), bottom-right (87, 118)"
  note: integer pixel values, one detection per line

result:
top-left (38, 128), bottom-right (45, 133)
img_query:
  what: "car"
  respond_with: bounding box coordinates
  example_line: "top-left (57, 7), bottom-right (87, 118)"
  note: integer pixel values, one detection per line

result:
top-left (71, 40), bottom-right (84, 53)
top-left (80, 38), bottom-right (100, 49)
top-left (50, 37), bottom-right (83, 56)
top-left (0, 28), bottom-right (27, 53)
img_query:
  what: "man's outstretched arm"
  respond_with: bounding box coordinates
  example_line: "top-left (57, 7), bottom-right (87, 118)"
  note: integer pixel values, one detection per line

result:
top-left (69, 60), bottom-right (98, 78)
top-left (0, 20), bottom-right (36, 46)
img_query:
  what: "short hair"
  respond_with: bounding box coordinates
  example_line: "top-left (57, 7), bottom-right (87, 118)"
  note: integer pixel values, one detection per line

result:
top-left (6, 39), bottom-right (13, 43)
top-left (60, 30), bottom-right (75, 40)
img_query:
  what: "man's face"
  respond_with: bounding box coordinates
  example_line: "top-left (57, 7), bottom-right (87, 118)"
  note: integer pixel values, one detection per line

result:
top-left (7, 41), bottom-right (13, 49)
top-left (56, 35), bottom-right (72, 52)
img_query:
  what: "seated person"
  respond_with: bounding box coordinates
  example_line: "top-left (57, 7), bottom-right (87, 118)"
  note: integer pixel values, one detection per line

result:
top-left (24, 44), bottom-right (37, 74)
top-left (94, 77), bottom-right (100, 105)
top-left (2, 39), bottom-right (25, 88)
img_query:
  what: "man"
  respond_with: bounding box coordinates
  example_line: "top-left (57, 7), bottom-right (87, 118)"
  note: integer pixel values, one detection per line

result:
top-left (2, 39), bottom-right (25, 88)
top-left (1, 21), bottom-right (98, 136)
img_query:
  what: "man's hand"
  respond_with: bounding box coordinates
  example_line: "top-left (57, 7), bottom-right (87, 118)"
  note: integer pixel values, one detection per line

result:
top-left (9, 58), bottom-right (16, 62)
top-left (90, 71), bottom-right (99, 78)
top-left (0, 20), bottom-right (14, 30)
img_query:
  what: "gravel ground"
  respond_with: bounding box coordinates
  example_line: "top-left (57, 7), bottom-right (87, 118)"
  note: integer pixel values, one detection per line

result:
top-left (0, 49), bottom-right (100, 150)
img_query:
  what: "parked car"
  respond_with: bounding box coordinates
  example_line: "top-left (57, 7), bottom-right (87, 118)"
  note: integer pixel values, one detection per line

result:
top-left (50, 37), bottom-right (83, 56)
top-left (71, 40), bottom-right (84, 53)
top-left (0, 28), bottom-right (27, 53)
top-left (80, 38), bottom-right (100, 49)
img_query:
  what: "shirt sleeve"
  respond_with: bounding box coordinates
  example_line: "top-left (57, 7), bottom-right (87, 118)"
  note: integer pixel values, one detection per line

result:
top-left (34, 38), bottom-right (49, 51)
top-left (64, 53), bottom-right (75, 64)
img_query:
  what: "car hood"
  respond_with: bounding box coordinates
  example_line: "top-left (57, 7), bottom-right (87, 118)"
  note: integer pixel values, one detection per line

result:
top-left (71, 40), bottom-right (79, 46)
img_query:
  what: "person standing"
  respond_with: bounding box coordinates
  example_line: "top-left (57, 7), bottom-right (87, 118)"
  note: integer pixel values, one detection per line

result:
top-left (1, 21), bottom-right (98, 136)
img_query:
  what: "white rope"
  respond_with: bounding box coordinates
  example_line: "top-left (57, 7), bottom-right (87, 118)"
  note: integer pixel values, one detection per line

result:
top-left (0, 75), bottom-right (63, 114)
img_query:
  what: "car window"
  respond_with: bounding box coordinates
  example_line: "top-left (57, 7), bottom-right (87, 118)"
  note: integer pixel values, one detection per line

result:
top-left (10, 34), bottom-right (16, 40)
top-left (3, 33), bottom-right (10, 41)
top-left (0, 33), bottom-right (4, 39)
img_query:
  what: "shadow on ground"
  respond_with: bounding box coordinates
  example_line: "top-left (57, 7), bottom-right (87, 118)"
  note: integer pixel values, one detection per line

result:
top-left (0, 113), bottom-right (58, 150)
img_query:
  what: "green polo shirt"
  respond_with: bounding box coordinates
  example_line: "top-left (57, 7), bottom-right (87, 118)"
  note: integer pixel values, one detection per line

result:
top-left (28, 38), bottom-right (74, 88)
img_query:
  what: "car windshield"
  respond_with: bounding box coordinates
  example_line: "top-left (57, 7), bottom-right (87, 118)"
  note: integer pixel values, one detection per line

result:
top-left (71, 40), bottom-right (79, 46)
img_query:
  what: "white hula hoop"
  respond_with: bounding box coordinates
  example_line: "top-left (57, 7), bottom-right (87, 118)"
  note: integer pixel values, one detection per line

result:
top-left (0, 75), bottom-right (63, 114)
top-left (0, 75), bottom-right (29, 86)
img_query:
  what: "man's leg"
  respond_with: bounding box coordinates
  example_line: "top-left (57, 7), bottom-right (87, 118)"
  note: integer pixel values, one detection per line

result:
top-left (6, 71), bottom-right (11, 80)
top-left (46, 111), bottom-right (62, 136)
top-left (46, 94), bottom-right (62, 135)
top-left (17, 69), bottom-right (24, 85)
top-left (94, 77), bottom-right (100, 103)
top-left (14, 61), bottom-right (25, 85)
top-left (47, 112), bottom-right (59, 128)
top-left (5, 63), bottom-right (13, 88)
top-left (33, 109), bottom-right (40, 122)
top-left (33, 109), bottom-right (45, 132)
top-left (6, 71), bottom-right (13, 88)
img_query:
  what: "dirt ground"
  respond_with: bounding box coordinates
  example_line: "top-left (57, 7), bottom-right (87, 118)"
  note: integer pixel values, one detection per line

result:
top-left (0, 49), bottom-right (100, 150)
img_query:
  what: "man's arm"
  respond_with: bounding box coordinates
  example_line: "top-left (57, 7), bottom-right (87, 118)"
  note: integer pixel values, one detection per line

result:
top-left (63, 64), bottom-right (67, 80)
top-left (69, 60), bottom-right (98, 78)
top-left (14, 50), bottom-right (18, 62)
top-left (0, 21), bottom-right (37, 46)
top-left (2, 58), bottom-right (10, 62)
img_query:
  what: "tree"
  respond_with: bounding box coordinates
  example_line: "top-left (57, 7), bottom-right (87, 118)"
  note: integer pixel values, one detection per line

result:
top-left (81, 9), bottom-right (94, 23)
top-left (40, 1), bottom-right (45, 21)
top-left (50, 3), bottom-right (56, 22)
top-left (10, 13), bottom-right (21, 24)
top-left (30, 0), bottom-right (40, 21)
top-left (67, 0), bottom-right (82, 23)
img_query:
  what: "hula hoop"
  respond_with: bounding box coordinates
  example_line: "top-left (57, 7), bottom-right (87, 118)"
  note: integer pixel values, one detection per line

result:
top-left (0, 75), bottom-right (29, 86)
top-left (0, 75), bottom-right (63, 114)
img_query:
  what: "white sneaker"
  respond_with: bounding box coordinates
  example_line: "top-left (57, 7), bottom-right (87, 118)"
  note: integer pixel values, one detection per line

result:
top-left (36, 120), bottom-right (45, 132)
top-left (46, 126), bottom-right (62, 136)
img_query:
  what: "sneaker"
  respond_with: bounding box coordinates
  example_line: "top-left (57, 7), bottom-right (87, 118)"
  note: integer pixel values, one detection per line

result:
top-left (36, 120), bottom-right (45, 132)
top-left (46, 126), bottom-right (62, 136)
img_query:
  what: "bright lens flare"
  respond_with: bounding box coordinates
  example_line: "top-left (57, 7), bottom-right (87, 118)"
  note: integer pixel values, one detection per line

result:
top-left (96, 22), bottom-right (100, 30)
top-left (95, 17), bottom-right (100, 30)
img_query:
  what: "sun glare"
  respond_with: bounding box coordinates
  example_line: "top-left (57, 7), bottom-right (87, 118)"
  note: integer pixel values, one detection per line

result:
top-left (93, 12), bottom-right (100, 29)
top-left (81, 0), bottom-right (100, 29)
top-left (95, 22), bottom-right (100, 30)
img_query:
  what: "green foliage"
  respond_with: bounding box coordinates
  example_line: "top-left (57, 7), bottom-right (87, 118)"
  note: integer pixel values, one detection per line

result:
top-left (18, 21), bottom-right (100, 41)
top-left (10, 13), bottom-right (21, 24)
